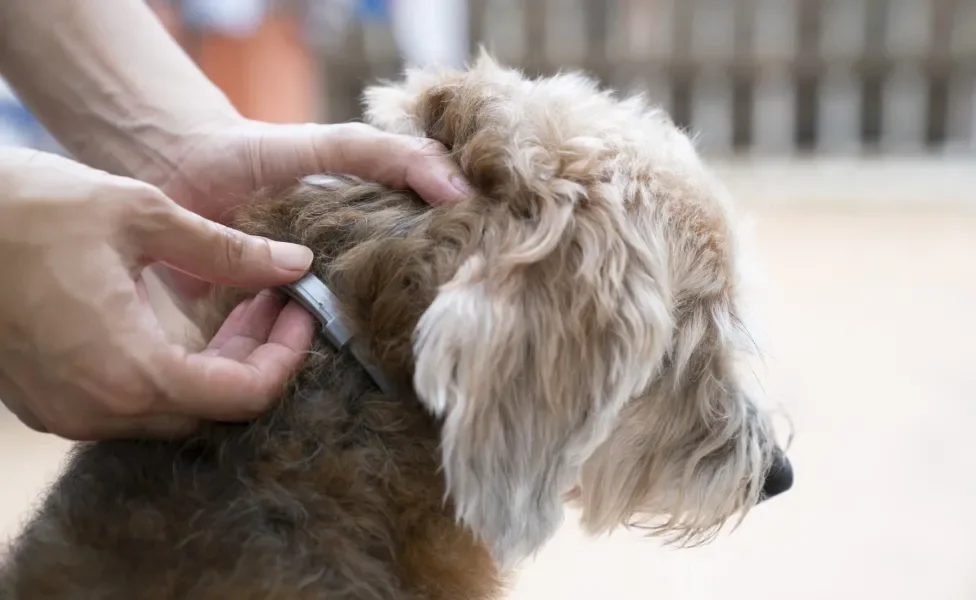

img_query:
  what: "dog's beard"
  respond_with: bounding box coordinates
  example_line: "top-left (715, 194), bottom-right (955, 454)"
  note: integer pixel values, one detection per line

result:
top-left (573, 388), bottom-right (773, 543)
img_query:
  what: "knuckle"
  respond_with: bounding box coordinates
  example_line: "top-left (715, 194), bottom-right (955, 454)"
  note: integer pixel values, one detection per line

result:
top-left (396, 131), bottom-right (448, 158)
top-left (101, 391), bottom-right (154, 419)
top-left (116, 183), bottom-right (175, 228)
top-left (217, 225), bottom-right (253, 269)
top-left (417, 138), bottom-right (449, 156)
top-left (94, 372), bottom-right (159, 419)
top-left (119, 178), bottom-right (167, 206)
top-left (238, 377), bottom-right (278, 417)
top-left (241, 394), bottom-right (274, 419)
top-left (340, 122), bottom-right (376, 138)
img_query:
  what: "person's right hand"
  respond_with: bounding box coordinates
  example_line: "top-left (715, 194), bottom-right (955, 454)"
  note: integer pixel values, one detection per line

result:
top-left (0, 147), bottom-right (316, 440)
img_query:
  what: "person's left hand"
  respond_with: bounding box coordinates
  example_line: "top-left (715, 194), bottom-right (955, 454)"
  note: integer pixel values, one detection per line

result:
top-left (150, 118), bottom-right (471, 304)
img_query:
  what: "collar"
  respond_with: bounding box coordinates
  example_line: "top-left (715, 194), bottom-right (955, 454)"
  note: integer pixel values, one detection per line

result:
top-left (279, 273), bottom-right (397, 396)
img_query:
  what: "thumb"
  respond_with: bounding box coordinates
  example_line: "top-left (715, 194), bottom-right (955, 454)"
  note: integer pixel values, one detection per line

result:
top-left (243, 122), bottom-right (470, 206)
top-left (129, 192), bottom-right (313, 288)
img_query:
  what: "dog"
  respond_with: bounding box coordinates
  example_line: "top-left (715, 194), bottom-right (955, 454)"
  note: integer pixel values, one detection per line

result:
top-left (0, 53), bottom-right (792, 599)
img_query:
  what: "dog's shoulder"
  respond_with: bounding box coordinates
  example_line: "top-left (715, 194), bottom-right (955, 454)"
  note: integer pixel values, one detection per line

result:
top-left (0, 368), bottom-right (491, 599)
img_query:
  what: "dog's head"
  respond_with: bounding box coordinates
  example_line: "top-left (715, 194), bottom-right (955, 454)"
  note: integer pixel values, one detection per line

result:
top-left (240, 53), bottom-right (792, 569)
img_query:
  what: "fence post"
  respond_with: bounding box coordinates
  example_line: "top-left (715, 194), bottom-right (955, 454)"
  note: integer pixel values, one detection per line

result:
top-left (946, 72), bottom-right (976, 153)
top-left (947, 0), bottom-right (976, 151)
top-left (482, 0), bottom-right (527, 65)
top-left (688, 0), bottom-right (738, 154)
top-left (751, 0), bottom-right (798, 155)
top-left (391, 0), bottom-right (468, 69)
top-left (817, 0), bottom-right (870, 153)
top-left (583, 0), bottom-right (611, 83)
top-left (545, 0), bottom-right (587, 69)
top-left (879, 0), bottom-right (932, 152)
top-left (613, 0), bottom-right (673, 113)
top-left (619, 0), bottom-right (673, 60)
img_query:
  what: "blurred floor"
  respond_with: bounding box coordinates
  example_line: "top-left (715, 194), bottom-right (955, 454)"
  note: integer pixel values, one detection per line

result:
top-left (3, 204), bottom-right (976, 599)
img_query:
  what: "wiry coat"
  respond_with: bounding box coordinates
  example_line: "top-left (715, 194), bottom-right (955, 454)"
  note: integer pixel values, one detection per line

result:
top-left (0, 54), bottom-right (789, 599)
top-left (0, 179), bottom-right (502, 600)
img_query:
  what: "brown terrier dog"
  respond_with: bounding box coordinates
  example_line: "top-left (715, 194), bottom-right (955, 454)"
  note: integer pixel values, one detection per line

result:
top-left (0, 53), bottom-right (792, 599)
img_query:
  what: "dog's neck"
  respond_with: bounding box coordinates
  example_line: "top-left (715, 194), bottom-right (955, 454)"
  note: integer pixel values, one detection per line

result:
top-left (229, 173), bottom-right (455, 395)
top-left (280, 272), bottom-right (398, 396)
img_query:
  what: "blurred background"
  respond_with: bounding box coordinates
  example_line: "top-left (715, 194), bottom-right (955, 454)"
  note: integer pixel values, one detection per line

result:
top-left (2, 1), bottom-right (976, 599)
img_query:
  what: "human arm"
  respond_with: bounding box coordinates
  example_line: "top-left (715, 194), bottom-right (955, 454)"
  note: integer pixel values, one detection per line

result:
top-left (0, 0), bottom-right (236, 184)
top-left (0, 0), bottom-right (469, 207)
top-left (0, 2), bottom-right (468, 440)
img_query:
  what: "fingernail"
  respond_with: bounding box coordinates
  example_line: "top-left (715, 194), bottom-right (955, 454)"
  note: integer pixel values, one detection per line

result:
top-left (269, 241), bottom-right (313, 272)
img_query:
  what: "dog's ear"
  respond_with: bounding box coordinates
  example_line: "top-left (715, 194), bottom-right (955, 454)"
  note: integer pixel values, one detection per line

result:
top-left (412, 194), bottom-right (673, 567)
top-left (361, 49), bottom-right (512, 139)
top-left (362, 65), bottom-right (461, 136)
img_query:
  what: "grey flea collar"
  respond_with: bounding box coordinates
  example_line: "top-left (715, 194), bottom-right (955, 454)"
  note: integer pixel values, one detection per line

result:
top-left (279, 273), bottom-right (396, 396)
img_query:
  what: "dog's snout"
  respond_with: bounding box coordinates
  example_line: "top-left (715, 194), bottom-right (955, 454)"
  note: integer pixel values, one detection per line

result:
top-left (759, 452), bottom-right (793, 502)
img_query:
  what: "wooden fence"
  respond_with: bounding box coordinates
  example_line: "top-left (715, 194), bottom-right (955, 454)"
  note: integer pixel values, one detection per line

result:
top-left (317, 0), bottom-right (976, 157)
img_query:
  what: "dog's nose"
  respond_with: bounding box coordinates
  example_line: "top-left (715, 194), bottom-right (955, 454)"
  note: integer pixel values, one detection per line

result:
top-left (759, 452), bottom-right (793, 502)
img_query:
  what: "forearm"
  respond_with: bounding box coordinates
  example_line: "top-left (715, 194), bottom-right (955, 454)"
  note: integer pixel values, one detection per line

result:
top-left (0, 1), bottom-right (239, 183)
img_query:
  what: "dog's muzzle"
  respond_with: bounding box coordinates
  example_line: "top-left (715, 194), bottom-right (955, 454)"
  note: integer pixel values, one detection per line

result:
top-left (759, 451), bottom-right (793, 502)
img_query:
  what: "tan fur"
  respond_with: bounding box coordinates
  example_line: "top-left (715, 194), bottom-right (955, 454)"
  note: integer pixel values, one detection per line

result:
top-left (0, 54), bottom-right (788, 599)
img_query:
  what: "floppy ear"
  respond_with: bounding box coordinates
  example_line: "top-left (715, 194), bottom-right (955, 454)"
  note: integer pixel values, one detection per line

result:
top-left (411, 195), bottom-right (673, 567)
top-left (362, 65), bottom-right (460, 136)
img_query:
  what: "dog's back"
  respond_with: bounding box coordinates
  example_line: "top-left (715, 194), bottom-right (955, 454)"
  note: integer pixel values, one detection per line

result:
top-left (0, 179), bottom-right (502, 600)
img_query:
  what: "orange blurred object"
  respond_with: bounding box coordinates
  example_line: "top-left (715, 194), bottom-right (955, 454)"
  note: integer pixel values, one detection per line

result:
top-left (151, 3), bottom-right (318, 124)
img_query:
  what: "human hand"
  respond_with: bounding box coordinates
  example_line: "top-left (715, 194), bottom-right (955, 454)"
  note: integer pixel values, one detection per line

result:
top-left (0, 148), bottom-right (316, 440)
top-left (151, 119), bottom-right (471, 300)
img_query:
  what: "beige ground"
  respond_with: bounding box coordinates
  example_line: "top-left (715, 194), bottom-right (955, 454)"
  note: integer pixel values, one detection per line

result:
top-left (3, 204), bottom-right (976, 599)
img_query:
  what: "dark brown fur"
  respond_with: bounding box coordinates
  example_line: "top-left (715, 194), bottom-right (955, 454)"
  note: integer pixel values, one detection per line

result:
top-left (0, 179), bottom-right (504, 600)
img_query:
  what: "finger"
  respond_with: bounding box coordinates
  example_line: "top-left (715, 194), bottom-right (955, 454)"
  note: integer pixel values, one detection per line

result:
top-left (205, 295), bottom-right (259, 350)
top-left (204, 291), bottom-right (286, 361)
top-left (127, 191), bottom-right (313, 288)
top-left (154, 301), bottom-right (315, 421)
top-left (308, 124), bottom-right (471, 206)
top-left (262, 299), bottom-right (317, 357)
top-left (403, 141), bottom-right (473, 207)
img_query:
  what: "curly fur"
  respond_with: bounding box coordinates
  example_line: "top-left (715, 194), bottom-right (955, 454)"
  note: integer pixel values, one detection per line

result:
top-left (0, 53), bottom-right (790, 599)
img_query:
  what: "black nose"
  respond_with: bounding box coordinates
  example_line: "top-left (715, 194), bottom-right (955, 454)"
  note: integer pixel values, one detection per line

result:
top-left (759, 452), bottom-right (793, 502)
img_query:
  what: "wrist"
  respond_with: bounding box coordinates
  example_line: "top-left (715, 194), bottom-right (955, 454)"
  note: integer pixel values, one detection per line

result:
top-left (110, 108), bottom-right (244, 188)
